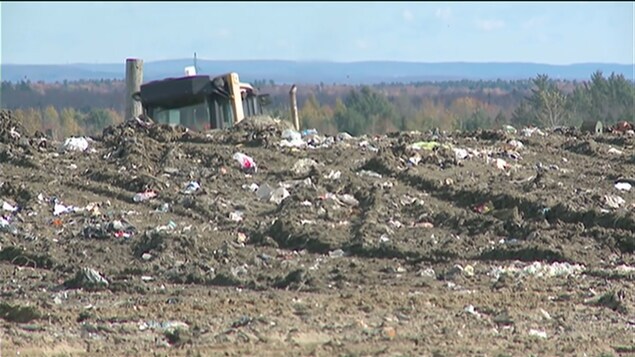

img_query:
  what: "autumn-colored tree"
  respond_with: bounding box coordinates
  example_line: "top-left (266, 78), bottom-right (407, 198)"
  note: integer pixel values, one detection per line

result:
top-left (59, 108), bottom-right (82, 138)
top-left (104, 108), bottom-right (124, 127)
top-left (42, 106), bottom-right (62, 138)
top-left (299, 93), bottom-right (337, 134)
top-left (449, 97), bottom-right (479, 131)
top-left (12, 109), bottom-right (39, 135)
top-left (408, 99), bottom-right (453, 132)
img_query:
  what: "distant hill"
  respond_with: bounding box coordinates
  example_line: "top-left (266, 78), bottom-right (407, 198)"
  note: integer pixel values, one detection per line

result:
top-left (2, 59), bottom-right (633, 84)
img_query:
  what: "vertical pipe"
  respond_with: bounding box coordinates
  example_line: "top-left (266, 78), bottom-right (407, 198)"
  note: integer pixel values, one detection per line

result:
top-left (125, 58), bottom-right (144, 119)
top-left (289, 84), bottom-right (299, 131)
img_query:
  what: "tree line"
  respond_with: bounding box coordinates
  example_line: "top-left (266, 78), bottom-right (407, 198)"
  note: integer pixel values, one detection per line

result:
top-left (1, 71), bottom-right (633, 139)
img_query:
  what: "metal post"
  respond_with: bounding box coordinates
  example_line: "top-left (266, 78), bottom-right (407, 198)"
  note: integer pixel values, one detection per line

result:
top-left (125, 58), bottom-right (143, 119)
top-left (289, 84), bottom-right (299, 131)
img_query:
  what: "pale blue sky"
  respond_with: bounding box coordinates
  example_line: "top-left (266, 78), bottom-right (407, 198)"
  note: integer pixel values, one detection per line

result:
top-left (2, 1), bottom-right (634, 65)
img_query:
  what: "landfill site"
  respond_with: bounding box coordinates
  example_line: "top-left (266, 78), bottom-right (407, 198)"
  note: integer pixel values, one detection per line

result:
top-left (0, 108), bottom-right (634, 356)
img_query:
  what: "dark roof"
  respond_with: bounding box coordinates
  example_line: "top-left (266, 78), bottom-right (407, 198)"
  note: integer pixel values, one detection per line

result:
top-left (139, 75), bottom-right (231, 107)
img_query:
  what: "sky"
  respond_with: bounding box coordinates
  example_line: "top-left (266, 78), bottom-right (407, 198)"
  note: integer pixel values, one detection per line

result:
top-left (1, 1), bottom-right (634, 65)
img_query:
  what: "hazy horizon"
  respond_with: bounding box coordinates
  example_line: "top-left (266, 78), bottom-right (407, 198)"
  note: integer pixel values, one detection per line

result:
top-left (4, 59), bottom-right (635, 66)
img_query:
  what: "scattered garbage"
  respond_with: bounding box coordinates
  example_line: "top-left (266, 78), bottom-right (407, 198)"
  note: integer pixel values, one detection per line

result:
top-left (229, 211), bottom-right (244, 222)
top-left (83, 219), bottom-right (136, 240)
top-left (528, 329), bottom-right (548, 339)
top-left (321, 193), bottom-right (359, 207)
top-left (408, 155), bottom-right (422, 165)
top-left (280, 129), bottom-right (306, 148)
top-left (133, 190), bottom-right (158, 202)
top-left (504, 125), bottom-right (517, 134)
top-left (8, 127), bottom-right (21, 139)
top-left (337, 132), bottom-right (353, 141)
top-left (1, 106), bottom-right (632, 350)
top-left (359, 140), bottom-right (379, 152)
top-left (409, 141), bottom-right (451, 151)
top-left (453, 148), bottom-right (470, 161)
top-left (302, 129), bottom-right (318, 137)
top-left (521, 127), bottom-right (545, 137)
top-left (612, 121), bottom-right (634, 133)
top-left (243, 183), bottom-right (260, 192)
top-left (282, 129), bottom-right (302, 141)
top-left (604, 195), bottom-right (625, 209)
top-left (464, 305), bottom-right (481, 318)
top-left (269, 188), bottom-right (290, 205)
top-left (328, 249), bottom-right (346, 258)
top-left (139, 320), bottom-right (189, 333)
top-left (414, 221), bottom-right (434, 228)
top-left (615, 182), bottom-right (632, 191)
top-left (156, 202), bottom-right (170, 212)
top-left (156, 221), bottom-right (178, 232)
top-left (490, 261), bottom-right (585, 280)
top-left (182, 181), bottom-right (201, 194)
top-left (608, 147), bottom-right (623, 155)
top-left (233, 152), bottom-right (257, 173)
top-left (256, 183), bottom-right (290, 205)
top-left (418, 268), bottom-right (436, 278)
top-left (507, 139), bottom-right (524, 150)
top-left (473, 201), bottom-right (494, 214)
top-left (292, 158), bottom-right (319, 176)
top-left (59, 137), bottom-right (90, 152)
top-left (64, 267), bottom-right (110, 290)
top-left (491, 158), bottom-right (511, 170)
top-left (357, 170), bottom-right (382, 178)
top-left (0, 216), bottom-right (18, 235)
top-left (53, 202), bottom-right (79, 216)
top-left (2, 201), bottom-right (18, 212)
top-left (325, 170), bottom-right (341, 180)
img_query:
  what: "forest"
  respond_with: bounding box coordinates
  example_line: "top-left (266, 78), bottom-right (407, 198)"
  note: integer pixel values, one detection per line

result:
top-left (1, 70), bottom-right (633, 140)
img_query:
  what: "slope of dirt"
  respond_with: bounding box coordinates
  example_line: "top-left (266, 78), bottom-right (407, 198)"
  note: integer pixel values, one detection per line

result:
top-left (1, 109), bottom-right (634, 356)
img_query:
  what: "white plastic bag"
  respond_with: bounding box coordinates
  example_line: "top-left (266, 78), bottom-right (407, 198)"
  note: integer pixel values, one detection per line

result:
top-left (59, 137), bottom-right (89, 152)
top-left (233, 152), bottom-right (257, 173)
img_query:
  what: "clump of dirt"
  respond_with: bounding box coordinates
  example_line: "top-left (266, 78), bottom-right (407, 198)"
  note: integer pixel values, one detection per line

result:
top-left (563, 138), bottom-right (600, 156)
top-left (226, 115), bottom-right (296, 147)
top-left (0, 302), bottom-right (41, 323)
top-left (99, 119), bottom-right (189, 173)
top-left (0, 109), bottom-right (27, 143)
top-left (0, 109), bottom-right (49, 152)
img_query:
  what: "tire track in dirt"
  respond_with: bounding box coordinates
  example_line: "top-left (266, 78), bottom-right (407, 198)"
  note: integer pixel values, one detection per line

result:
top-left (359, 149), bottom-right (635, 263)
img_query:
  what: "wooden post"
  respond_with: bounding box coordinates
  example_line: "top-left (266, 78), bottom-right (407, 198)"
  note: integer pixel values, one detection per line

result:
top-left (125, 58), bottom-right (143, 119)
top-left (289, 84), bottom-right (299, 131)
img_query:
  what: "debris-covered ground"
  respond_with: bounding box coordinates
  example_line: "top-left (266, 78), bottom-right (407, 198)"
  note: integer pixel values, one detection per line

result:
top-left (1, 109), bottom-right (634, 356)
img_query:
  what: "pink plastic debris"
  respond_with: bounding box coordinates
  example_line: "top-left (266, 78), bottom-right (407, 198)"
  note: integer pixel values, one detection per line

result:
top-left (233, 152), bottom-right (257, 173)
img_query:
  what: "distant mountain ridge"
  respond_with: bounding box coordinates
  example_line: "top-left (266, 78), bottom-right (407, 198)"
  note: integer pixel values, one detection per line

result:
top-left (2, 59), bottom-right (633, 84)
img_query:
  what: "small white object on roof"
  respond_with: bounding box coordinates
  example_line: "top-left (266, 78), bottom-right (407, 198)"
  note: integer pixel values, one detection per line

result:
top-left (184, 66), bottom-right (196, 76)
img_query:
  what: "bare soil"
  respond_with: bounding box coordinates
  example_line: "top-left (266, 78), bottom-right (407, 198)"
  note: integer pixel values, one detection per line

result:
top-left (1, 110), bottom-right (634, 356)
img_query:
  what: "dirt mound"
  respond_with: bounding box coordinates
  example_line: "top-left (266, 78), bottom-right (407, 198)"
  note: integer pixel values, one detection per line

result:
top-left (226, 115), bottom-right (297, 147)
top-left (100, 117), bottom-right (189, 146)
top-left (1, 121), bottom-right (634, 356)
top-left (0, 109), bottom-right (50, 165)
top-left (0, 109), bottom-right (27, 143)
top-left (98, 118), bottom-right (191, 174)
